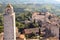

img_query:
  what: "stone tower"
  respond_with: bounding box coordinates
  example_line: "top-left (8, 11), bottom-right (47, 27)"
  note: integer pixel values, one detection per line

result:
top-left (3, 4), bottom-right (16, 40)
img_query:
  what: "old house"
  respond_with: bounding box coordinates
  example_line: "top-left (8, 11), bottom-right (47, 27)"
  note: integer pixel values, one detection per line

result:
top-left (32, 12), bottom-right (59, 39)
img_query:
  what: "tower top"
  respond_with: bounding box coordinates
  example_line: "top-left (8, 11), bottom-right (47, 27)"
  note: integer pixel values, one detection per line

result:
top-left (6, 3), bottom-right (13, 9)
top-left (5, 4), bottom-right (14, 14)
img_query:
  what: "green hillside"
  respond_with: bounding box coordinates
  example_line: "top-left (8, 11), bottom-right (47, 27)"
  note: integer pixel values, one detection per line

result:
top-left (0, 4), bottom-right (60, 15)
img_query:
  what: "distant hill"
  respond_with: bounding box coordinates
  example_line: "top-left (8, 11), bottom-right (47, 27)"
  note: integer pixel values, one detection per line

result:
top-left (0, 4), bottom-right (60, 15)
top-left (0, 0), bottom-right (60, 4)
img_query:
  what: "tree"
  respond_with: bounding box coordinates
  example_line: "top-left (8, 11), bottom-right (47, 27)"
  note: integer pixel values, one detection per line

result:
top-left (0, 16), bottom-right (3, 26)
top-left (0, 26), bottom-right (3, 33)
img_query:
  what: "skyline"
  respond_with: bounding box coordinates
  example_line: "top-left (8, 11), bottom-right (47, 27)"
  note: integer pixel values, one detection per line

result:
top-left (0, 0), bottom-right (60, 4)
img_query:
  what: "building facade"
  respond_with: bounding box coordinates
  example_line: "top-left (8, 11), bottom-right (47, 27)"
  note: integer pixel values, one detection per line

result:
top-left (32, 12), bottom-right (59, 38)
top-left (3, 4), bottom-right (16, 40)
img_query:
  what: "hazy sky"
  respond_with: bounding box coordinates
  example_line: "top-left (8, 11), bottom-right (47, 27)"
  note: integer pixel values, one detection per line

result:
top-left (55, 0), bottom-right (60, 2)
top-left (0, 0), bottom-right (60, 4)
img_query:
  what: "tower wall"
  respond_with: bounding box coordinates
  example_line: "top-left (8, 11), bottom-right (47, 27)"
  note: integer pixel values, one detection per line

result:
top-left (3, 4), bottom-right (16, 40)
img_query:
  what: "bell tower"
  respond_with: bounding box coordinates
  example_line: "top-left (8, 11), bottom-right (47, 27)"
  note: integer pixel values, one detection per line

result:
top-left (3, 4), bottom-right (16, 40)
